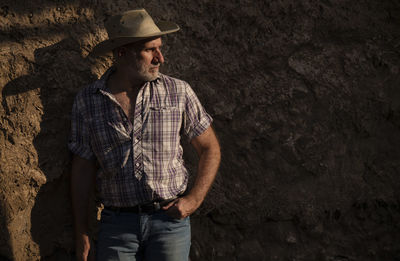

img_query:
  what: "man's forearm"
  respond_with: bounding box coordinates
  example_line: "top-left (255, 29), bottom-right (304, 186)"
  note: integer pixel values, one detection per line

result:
top-left (70, 155), bottom-right (97, 260)
top-left (71, 156), bottom-right (96, 234)
top-left (187, 145), bottom-right (221, 205)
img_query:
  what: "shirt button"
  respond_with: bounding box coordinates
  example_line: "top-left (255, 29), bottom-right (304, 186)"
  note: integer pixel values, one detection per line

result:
top-left (135, 163), bottom-right (140, 167)
top-left (134, 138), bottom-right (139, 143)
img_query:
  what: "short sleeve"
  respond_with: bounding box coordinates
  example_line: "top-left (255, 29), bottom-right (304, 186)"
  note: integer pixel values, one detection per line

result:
top-left (68, 93), bottom-right (95, 160)
top-left (183, 83), bottom-right (213, 141)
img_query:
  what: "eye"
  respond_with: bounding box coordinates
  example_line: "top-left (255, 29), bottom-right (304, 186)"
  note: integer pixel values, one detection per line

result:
top-left (145, 47), bottom-right (162, 53)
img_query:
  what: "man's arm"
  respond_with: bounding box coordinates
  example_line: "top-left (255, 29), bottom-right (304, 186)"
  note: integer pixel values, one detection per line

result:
top-left (164, 126), bottom-right (221, 218)
top-left (70, 155), bottom-right (97, 261)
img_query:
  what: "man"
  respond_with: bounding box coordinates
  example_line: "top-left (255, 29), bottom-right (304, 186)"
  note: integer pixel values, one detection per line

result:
top-left (69, 9), bottom-right (221, 261)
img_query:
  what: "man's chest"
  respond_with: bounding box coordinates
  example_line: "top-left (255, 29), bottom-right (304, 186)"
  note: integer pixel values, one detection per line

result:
top-left (113, 91), bottom-right (139, 122)
top-left (87, 86), bottom-right (185, 153)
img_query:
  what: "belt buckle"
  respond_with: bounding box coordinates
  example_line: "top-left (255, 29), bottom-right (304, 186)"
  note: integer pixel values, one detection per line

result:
top-left (153, 201), bottom-right (161, 211)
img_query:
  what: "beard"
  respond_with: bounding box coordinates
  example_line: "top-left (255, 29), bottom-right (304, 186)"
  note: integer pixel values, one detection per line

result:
top-left (136, 60), bottom-right (160, 82)
top-left (125, 49), bottom-right (160, 82)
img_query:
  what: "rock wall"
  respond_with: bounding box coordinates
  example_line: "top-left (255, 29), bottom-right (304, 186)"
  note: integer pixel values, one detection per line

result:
top-left (1, 0), bottom-right (400, 260)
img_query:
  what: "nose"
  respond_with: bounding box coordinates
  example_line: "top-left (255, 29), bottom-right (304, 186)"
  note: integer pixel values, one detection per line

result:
top-left (153, 48), bottom-right (164, 64)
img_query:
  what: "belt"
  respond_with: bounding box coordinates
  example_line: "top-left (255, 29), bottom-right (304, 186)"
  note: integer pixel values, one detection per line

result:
top-left (104, 198), bottom-right (176, 214)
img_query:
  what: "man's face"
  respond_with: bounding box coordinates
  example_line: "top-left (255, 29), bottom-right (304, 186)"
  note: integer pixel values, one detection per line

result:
top-left (124, 37), bottom-right (164, 82)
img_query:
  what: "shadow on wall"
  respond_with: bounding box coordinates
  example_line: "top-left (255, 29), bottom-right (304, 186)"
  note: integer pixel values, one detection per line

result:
top-left (2, 38), bottom-right (97, 260)
top-left (0, 201), bottom-right (11, 260)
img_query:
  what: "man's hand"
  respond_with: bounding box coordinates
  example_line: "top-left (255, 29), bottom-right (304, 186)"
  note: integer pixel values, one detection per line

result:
top-left (75, 233), bottom-right (95, 261)
top-left (162, 195), bottom-right (202, 219)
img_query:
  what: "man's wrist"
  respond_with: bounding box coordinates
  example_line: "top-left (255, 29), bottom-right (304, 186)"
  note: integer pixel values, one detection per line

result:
top-left (185, 192), bottom-right (204, 207)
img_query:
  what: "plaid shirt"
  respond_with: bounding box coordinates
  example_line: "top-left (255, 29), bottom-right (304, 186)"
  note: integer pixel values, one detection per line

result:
top-left (68, 68), bottom-right (212, 207)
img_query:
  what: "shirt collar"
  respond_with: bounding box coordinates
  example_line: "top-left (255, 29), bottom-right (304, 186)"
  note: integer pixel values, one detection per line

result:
top-left (92, 67), bottom-right (115, 94)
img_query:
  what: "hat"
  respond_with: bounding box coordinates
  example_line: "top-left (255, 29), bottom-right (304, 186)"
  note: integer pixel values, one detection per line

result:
top-left (91, 9), bottom-right (180, 56)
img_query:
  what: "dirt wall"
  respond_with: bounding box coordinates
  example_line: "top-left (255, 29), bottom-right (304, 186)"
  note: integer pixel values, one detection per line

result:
top-left (1, 0), bottom-right (400, 260)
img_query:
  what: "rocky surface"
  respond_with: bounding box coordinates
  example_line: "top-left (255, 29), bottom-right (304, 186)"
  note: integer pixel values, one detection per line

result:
top-left (1, 0), bottom-right (400, 260)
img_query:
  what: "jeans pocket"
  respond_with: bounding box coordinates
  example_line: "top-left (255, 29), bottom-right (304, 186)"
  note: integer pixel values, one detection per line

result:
top-left (166, 213), bottom-right (190, 224)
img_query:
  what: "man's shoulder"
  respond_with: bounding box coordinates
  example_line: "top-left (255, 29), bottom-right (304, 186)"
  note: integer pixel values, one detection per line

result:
top-left (72, 78), bottom-right (105, 113)
top-left (158, 73), bottom-right (189, 89)
top-left (76, 78), bottom-right (104, 98)
top-left (78, 67), bottom-right (112, 96)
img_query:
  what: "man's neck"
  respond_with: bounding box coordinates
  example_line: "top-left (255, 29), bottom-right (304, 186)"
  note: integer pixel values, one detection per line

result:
top-left (108, 67), bottom-right (145, 94)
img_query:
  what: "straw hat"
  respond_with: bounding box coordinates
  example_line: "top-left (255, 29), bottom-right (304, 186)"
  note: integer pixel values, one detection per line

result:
top-left (91, 9), bottom-right (179, 56)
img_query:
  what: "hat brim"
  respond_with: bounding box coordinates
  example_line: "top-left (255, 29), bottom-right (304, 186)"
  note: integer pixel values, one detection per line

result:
top-left (90, 21), bottom-right (179, 56)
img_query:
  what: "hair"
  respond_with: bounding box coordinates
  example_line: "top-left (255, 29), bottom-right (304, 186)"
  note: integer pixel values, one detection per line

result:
top-left (112, 41), bottom-right (144, 66)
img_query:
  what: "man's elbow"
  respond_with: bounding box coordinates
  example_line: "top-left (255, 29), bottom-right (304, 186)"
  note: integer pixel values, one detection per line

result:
top-left (204, 138), bottom-right (221, 163)
top-left (213, 141), bottom-right (221, 161)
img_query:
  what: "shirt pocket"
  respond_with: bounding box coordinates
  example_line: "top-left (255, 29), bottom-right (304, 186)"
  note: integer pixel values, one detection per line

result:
top-left (144, 106), bottom-right (182, 151)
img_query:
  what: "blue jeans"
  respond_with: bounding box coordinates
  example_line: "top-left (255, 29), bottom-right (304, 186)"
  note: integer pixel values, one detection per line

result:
top-left (96, 209), bottom-right (191, 261)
